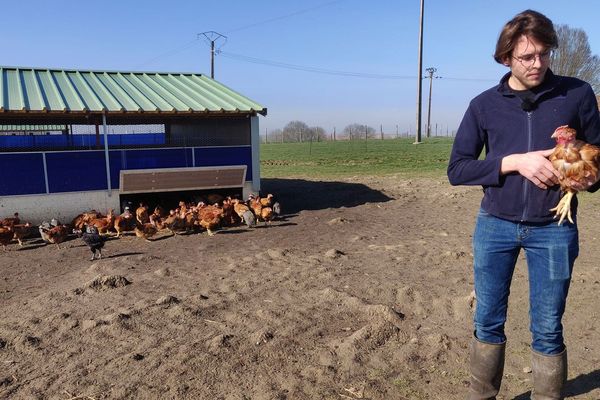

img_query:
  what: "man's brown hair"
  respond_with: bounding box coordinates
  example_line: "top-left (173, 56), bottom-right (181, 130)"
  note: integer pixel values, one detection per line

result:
top-left (494, 10), bottom-right (558, 64)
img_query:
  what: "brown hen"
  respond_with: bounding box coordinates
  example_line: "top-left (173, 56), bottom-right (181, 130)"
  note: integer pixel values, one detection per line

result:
top-left (39, 224), bottom-right (70, 249)
top-left (134, 219), bottom-right (159, 241)
top-left (0, 226), bottom-right (14, 250)
top-left (0, 212), bottom-right (20, 227)
top-left (88, 209), bottom-right (115, 234)
top-left (197, 202), bottom-right (224, 236)
top-left (12, 223), bottom-right (33, 246)
top-left (549, 125), bottom-right (600, 224)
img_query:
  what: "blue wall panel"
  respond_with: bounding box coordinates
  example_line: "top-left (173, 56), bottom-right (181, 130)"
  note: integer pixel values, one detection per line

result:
top-left (0, 134), bottom-right (166, 149)
top-left (194, 146), bottom-right (252, 180)
top-left (1, 145), bottom-right (252, 196)
top-left (0, 153), bottom-right (46, 195)
top-left (108, 148), bottom-right (194, 189)
top-left (107, 134), bottom-right (166, 146)
top-left (46, 151), bottom-right (107, 192)
top-left (119, 148), bottom-right (194, 170)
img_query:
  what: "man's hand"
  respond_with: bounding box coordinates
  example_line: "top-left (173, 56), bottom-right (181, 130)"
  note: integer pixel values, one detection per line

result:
top-left (501, 149), bottom-right (560, 189)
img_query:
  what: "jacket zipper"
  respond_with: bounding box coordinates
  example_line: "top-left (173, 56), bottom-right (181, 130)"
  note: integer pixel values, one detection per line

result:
top-left (521, 111), bottom-right (533, 221)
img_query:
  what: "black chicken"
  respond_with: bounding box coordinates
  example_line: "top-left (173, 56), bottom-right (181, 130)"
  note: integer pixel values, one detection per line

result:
top-left (81, 225), bottom-right (106, 260)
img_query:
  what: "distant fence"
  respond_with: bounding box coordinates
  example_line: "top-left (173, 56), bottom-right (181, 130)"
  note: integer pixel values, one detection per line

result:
top-left (261, 130), bottom-right (457, 143)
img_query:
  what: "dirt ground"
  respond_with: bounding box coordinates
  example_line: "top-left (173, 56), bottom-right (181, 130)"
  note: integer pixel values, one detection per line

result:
top-left (1, 175), bottom-right (599, 400)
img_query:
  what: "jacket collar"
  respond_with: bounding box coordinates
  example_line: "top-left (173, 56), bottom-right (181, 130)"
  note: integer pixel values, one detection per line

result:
top-left (497, 69), bottom-right (560, 99)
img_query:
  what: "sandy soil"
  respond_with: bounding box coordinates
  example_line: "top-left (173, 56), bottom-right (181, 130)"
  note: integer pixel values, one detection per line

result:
top-left (1, 175), bottom-right (599, 400)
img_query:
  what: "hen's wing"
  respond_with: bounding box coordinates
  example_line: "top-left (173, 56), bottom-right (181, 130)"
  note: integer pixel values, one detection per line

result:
top-left (565, 141), bottom-right (600, 189)
top-left (82, 232), bottom-right (105, 249)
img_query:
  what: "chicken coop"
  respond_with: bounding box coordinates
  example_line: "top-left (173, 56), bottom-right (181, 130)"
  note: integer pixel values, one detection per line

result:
top-left (0, 66), bottom-right (266, 223)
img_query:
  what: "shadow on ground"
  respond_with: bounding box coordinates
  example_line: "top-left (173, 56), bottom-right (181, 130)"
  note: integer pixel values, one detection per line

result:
top-left (512, 368), bottom-right (600, 399)
top-left (261, 178), bottom-right (393, 214)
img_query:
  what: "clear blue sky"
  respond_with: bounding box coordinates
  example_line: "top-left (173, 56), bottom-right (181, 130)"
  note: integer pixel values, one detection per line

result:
top-left (4, 0), bottom-right (600, 135)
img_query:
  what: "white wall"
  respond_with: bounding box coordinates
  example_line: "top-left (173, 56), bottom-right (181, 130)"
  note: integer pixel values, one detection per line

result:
top-left (0, 190), bottom-right (120, 225)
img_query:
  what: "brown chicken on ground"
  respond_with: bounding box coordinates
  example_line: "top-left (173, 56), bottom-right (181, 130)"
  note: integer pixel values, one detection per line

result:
top-left (134, 218), bottom-right (159, 242)
top-left (0, 212), bottom-right (20, 227)
top-left (162, 210), bottom-right (186, 235)
top-left (71, 210), bottom-right (101, 231)
top-left (88, 209), bottom-right (115, 234)
top-left (39, 224), bottom-right (70, 249)
top-left (12, 223), bottom-right (33, 246)
top-left (0, 226), bottom-right (14, 250)
top-left (196, 202), bottom-right (224, 236)
top-left (221, 197), bottom-right (241, 226)
top-left (232, 199), bottom-right (256, 228)
top-left (114, 208), bottom-right (135, 238)
top-left (260, 207), bottom-right (274, 225)
top-left (259, 194), bottom-right (274, 207)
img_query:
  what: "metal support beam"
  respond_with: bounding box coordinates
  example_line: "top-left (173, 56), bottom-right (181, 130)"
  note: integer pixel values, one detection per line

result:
top-left (102, 112), bottom-right (112, 196)
top-left (250, 116), bottom-right (260, 193)
top-left (42, 152), bottom-right (49, 194)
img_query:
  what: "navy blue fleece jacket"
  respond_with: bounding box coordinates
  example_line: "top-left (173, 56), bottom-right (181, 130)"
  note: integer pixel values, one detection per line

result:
top-left (447, 70), bottom-right (600, 222)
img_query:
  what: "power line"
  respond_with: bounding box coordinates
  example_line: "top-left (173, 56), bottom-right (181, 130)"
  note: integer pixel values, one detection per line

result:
top-left (133, 39), bottom-right (198, 69)
top-left (220, 51), bottom-right (414, 79)
top-left (223, 0), bottom-right (346, 34)
top-left (436, 77), bottom-right (496, 82)
top-left (220, 50), bottom-right (497, 82)
top-left (133, 1), bottom-right (346, 69)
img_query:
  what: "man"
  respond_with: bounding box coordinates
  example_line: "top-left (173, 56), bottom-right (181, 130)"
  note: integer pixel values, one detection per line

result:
top-left (447, 10), bottom-right (600, 400)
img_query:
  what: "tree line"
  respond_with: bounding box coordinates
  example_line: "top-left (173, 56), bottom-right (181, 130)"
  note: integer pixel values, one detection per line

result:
top-left (263, 121), bottom-right (386, 143)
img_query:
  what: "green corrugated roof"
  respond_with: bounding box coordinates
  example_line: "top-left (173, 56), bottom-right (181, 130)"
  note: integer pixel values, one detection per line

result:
top-left (0, 124), bottom-right (66, 132)
top-left (0, 67), bottom-right (267, 116)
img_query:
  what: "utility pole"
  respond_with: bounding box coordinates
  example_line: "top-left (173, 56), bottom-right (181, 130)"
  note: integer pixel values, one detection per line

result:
top-left (198, 31), bottom-right (227, 79)
top-left (415, 0), bottom-right (425, 144)
top-left (425, 67), bottom-right (439, 138)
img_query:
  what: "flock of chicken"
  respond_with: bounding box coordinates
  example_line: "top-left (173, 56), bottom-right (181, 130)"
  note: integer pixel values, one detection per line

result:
top-left (0, 193), bottom-right (281, 259)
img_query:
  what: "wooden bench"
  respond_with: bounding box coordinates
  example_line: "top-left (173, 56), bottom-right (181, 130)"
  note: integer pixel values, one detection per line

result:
top-left (119, 165), bottom-right (247, 194)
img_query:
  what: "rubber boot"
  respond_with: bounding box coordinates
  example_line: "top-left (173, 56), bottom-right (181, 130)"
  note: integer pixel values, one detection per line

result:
top-left (468, 337), bottom-right (506, 400)
top-left (531, 348), bottom-right (567, 400)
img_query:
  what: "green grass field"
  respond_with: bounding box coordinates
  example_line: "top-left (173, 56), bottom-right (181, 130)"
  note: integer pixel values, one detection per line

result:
top-left (260, 137), bottom-right (454, 178)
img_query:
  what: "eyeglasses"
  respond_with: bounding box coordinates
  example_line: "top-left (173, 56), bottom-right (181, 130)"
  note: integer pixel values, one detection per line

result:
top-left (513, 50), bottom-right (553, 69)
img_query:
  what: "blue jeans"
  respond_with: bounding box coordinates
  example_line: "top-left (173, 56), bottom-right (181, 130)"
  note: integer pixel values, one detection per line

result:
top-left (472, 209), bottom-right (578, 355)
